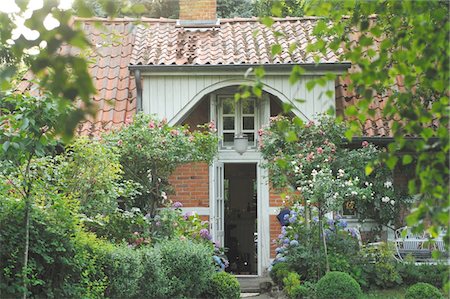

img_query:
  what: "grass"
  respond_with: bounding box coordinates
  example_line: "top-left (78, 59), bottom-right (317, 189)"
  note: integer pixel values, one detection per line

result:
top-left (362, 287), bottom-right (406, 299)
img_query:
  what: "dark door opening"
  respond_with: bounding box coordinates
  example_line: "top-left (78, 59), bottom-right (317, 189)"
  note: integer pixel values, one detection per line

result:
top-left (224, 163), bottom-right (257, 275)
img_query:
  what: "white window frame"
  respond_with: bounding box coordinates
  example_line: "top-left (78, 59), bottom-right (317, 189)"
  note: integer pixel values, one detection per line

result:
top-left (217, 94), bottom-right (259, 150)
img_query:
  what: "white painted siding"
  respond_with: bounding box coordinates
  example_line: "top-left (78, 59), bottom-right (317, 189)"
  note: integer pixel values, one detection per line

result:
top-left (142, 73), bottom-right (335, 125)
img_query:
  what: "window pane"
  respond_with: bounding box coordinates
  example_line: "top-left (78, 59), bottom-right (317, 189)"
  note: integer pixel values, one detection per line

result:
top-left (247, 133), bottom-right (255, 142)
top-left (222, 98), bottom-right (235, 114)
top-left (223, 116), bottom-right (235, 130)
top-left (242, 98), bottom-right (254, 114)
top-left (243, 116), bottom-right (254, 130)
top-left (223, 133), bottom-right (234, 145)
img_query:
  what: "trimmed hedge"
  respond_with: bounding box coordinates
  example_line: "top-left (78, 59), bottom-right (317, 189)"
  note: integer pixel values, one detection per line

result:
top-left (405, 282), bottom-right (444, 299)
top-left (316, 271), bottom-right (362, 299)
top-left (204, 271), bottom-right (240, 299)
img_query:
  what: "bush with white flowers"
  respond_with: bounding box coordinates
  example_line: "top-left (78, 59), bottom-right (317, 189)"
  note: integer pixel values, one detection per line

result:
top-left (260, 115), bottom-right (411, 229)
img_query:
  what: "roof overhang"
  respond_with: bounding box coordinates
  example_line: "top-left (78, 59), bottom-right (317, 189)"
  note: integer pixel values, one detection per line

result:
top-left (129, 62), bottom-right (351, 75)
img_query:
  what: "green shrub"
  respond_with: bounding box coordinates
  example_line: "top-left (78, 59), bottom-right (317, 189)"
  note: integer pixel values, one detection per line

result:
top-left (204, 271), bottom-right (240, 299)
top-left (283, 272), bottom-right (309, 299)
top-left (315, 271), bottom-right (362, 299)
top-left (405, 282), bottom-right (444, 299)
top-left (270, 262), bottom-right (291, 286)
top-left (105, 245), bottom-right (143, 298)
top-left (59, 137), bottom-right (124, 217)
top-left (156, 238), bottom-right (216, 298)
top-left (0, 195), bottom-right (110, 298)
top-left (138, 246), bottom-right (170, 298)
top-left (398, 262), bottom-right (449, 289)
top-left (358, 242), bottom-right (402, 288)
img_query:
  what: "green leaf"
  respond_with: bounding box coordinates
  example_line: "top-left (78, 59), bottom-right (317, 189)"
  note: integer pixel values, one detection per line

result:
top-left (260, 16), bottom-right (274, 27)
top-left (271, 44), bottom-right (282, 56)
top-left (365, 164), bottom-right (373, 175)
top-left (271, 2), bottom-right (283, 17)
top-left (306, 80), bottom-right (316, 91)
top-left (385, 156), bottom-right (398, 170)
top-left (402, 155), bottom-right (413, 165)
top-left (2, 141), bottom-right (10, 152)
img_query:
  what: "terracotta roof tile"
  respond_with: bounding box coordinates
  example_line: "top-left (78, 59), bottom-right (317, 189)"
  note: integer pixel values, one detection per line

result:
top-left (130, 17), bottom-right (340, 66)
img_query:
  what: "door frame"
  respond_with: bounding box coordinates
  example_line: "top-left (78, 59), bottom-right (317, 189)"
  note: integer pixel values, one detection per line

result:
top-left (209, 154), bottom-right (270, 277)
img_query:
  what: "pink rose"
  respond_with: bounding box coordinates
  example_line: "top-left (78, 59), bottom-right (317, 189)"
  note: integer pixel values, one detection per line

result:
top-left (317, 147), bottom-right (323, 154)
top-left (362, 141), bottom-right (369, 147)
top-left (117, 139), bottom-right (123, 146)
top-left (148, 120), bottom-right (156, 129)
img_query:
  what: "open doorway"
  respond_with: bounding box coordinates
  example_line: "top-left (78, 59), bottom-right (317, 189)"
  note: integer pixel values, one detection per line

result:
top-left (224, 163), bottom-right (258, 275)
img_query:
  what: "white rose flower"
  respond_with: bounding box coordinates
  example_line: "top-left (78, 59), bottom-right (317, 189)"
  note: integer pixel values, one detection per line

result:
top-left (390, 200), bottom-right (395, 205)
top-left (384, 181), bottom-right (393, 188)
top-left (381, 196), bottom-right (390, 203)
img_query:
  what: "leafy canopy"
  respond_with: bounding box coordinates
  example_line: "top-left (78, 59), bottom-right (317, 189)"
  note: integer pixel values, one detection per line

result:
top-left (260, 0), bottom-right (449, 241)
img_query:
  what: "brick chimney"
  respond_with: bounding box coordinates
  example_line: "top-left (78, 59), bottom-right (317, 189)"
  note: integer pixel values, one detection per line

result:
top-left (179, 0), bottom-right (217, 21)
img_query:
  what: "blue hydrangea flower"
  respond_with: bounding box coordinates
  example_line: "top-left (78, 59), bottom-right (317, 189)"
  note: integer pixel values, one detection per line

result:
top-left (283, 238), bottom-right (290, 244)
top-left (312, 216), bottom-right (319, 223)
top-left (337, 220), bottom-right (348, 228)
top-left (290, 240), bottom-right (299, 247)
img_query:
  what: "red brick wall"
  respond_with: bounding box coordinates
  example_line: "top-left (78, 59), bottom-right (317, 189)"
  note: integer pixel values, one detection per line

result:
top-left (270, 215), bottom-right (281, 258)
top-left (168, 162), bottom-right (209, 208)
top-left (179, 0), bottom-right (216, 20)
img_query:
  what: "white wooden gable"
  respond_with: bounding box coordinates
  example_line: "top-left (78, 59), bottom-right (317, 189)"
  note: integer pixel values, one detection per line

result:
top-left (141, 69), bottom-right (337, 125)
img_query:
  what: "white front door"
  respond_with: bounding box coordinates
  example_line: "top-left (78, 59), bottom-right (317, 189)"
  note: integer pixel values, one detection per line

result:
top-left (212, 161), bottom-right (225, 246)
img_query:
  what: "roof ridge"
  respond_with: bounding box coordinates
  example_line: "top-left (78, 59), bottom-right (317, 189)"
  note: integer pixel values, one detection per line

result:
top-left (74, 16), bottom-right (329, 24)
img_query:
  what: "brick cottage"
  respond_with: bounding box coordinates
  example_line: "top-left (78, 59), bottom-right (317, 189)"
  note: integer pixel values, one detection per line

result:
top-left (18, 0), bottom-right (401, 277)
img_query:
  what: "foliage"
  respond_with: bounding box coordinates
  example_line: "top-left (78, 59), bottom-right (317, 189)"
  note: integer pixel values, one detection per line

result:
top-left (217, 0), bottom-right (255, 18)
top-left (57, 137), bottom-right (133, 217)
top-left (270, 262), bottom-right (291, 287)
top-left (397, 262), bottom-right (449, 290)
top-left (302, 0), bottom-right (449, 242)
top-left (83, 207), bottom-right (151, 245)
top-left (260, 115), bottom-right (411, 227)
top-left (254, 0), bottom-right (306, 17)
top-left (0, 92), bottom-right (74, 297)
top-left (104, 245), bottom-right (143, 298)
top-left (204, 271), bottom-right (241, 299)
top-left (283, 272), bottom-right (309, 299)
top-left (151, 204), bottom-right (209, 242)
top-left (155, 238), bottom-right (216, 298)
top-left (277, 206), bottom-right (360, 281)
top-left (316, 271), bottom-right (362, 299)
top-left (138, 245), bottom-right (170, 298)
top-left (404, 283), bottom-right (444, 299)
top-left (0, 194), bottom-right (111, 298)
top-left (105, 113), bottom-right (218, 216)
top-left (357, 242), bottom-right (402, 288)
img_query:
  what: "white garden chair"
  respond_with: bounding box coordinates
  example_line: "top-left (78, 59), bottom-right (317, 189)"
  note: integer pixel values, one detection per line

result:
top-left (394, 227), bottom-right (446, 261)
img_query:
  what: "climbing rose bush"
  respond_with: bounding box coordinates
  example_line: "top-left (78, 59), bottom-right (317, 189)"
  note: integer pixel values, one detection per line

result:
top-left (105, 113), bottom-right (218, 216)
top-left (259, 115), bottom-right (411, 227)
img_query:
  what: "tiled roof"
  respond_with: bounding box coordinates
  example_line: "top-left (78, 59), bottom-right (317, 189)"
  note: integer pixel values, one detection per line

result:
top-left (17, 17), bottom-right (395, 137)
top-left (131, 17), bottom-right (340, 65)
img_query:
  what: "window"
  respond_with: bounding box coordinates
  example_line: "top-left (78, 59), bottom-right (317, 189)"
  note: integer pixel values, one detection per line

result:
top-left (218, 95), bottom-right (257, 149)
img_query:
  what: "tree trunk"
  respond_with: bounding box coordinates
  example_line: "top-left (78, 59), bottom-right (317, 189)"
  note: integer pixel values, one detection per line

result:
top-left (322, 224), bottom-right (330, 273)
top-left (22, 198), bottom-right (31, 299)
